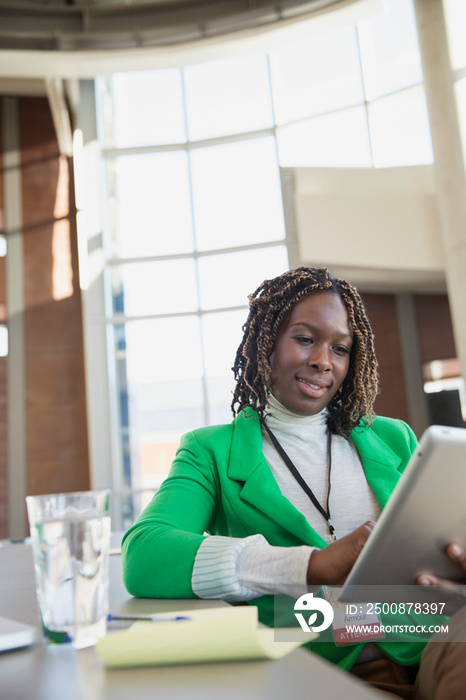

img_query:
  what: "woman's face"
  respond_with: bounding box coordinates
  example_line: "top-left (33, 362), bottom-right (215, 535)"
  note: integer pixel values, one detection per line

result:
top-left (269, 292), bottom-right (353, 416)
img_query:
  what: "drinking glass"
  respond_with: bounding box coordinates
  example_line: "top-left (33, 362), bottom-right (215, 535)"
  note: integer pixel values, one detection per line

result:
top-left (26, 490), bottom-right (111, 649)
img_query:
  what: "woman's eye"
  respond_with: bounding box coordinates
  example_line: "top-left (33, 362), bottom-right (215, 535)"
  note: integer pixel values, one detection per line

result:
top-left (295, 336), bottom-right (313, 345)
top-left (334, 346), bottom-right (349, 355)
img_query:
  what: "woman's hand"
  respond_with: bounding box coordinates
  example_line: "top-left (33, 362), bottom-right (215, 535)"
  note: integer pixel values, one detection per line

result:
top-left (416, 542), bottom-right (466, 615)
top-left (306, 521), bottom-right (375, 586)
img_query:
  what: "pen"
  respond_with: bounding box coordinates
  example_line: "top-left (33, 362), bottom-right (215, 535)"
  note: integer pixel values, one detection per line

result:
top-left (107, 613), bottom-right (191, 623)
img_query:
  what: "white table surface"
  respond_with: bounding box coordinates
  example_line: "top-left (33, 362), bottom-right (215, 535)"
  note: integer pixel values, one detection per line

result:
top-left (0, 538), bottom-right (384, 700)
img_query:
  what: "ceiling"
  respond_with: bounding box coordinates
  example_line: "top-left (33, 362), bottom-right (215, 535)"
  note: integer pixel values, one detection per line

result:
top-left (0, 0), bottom-right (350, 51)
top-left (0, 0), bottom-right (370, 151)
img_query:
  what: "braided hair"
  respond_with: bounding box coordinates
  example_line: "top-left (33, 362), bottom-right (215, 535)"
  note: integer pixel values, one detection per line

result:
top-left (231, 266), bottom-right (379, 437)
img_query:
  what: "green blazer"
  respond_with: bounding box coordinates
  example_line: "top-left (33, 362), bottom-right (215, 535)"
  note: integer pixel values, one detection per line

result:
top-left (122, 409), bottom-right (426, 669)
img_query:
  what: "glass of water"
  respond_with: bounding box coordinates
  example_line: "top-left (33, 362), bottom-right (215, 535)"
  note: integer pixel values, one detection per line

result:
top-left (26, 490), bottom-right (111, 649)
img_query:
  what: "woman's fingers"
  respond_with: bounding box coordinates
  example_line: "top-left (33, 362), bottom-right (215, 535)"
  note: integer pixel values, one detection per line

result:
top-left (416, 542), bottom-right (466, 615)
top-left (307, 520), bottom-right (375, 586)
top-left (355, 520), bottom-right (376, 548)
top-left (445, 543), bottom-right (466, 571)
top-left (416, 575), bottom-right (466, 615)
top-left (416, 542), bottom-right (466, 586)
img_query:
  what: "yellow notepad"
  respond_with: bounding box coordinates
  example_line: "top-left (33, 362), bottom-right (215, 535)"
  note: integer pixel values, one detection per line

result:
top-left (96, 605), bottom-right (313, 668)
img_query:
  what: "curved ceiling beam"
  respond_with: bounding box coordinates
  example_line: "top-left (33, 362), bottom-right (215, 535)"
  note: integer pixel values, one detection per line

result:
top-left (0, 0), bottom-right (352, 50)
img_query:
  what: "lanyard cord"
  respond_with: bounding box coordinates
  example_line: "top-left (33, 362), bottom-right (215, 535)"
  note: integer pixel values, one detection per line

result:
top-left (262, 420), bottom-right (337, 541)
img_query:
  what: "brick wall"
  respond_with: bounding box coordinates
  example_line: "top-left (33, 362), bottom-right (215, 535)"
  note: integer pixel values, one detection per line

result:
top-left (414, 294), bottom-right (456, 363)
top-left (0, 96), bottom-right (90, 537)
top-left (19, 98), bottom-right (89, 498)
top-left (363, 293), bottom-right (410, 424)
top-left (362, 291), bottom-right (456, 427)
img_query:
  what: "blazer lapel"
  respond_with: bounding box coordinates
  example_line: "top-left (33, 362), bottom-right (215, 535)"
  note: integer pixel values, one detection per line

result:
top-left (227, 411), bottom-right (327, 547)
top-left (224, 412), bottom-right (408, 548)
top-left (351, 427), bottom-right (404, 509)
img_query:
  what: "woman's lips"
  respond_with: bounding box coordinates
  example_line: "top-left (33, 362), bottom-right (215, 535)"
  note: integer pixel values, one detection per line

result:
top-left (296, 377), bottom-right (329, 398)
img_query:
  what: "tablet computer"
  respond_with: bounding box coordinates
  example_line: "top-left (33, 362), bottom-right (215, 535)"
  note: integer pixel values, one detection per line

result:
top-left (339, 424), bottom-right (466, 603)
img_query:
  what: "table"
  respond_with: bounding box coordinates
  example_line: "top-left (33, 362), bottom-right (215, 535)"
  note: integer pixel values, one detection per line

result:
top-left (0, 539), bottom-right (383, 700)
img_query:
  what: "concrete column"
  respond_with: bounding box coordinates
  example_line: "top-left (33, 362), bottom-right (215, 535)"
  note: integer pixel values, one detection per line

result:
top-left (413, 0), bottom-right (466, 378)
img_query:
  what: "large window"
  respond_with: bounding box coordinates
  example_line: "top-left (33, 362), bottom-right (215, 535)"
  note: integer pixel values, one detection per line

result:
top-left (92, 0), bottom-right (432, 527)
top-left (96, 64), bottom-right (289, 527)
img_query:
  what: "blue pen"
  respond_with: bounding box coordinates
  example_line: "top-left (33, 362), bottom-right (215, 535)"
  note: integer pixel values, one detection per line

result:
top-left (107, 613), bottom-right (191, 623)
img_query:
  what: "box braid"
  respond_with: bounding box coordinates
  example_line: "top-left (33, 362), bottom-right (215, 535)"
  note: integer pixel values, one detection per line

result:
top-left (231, 266), bottom-right (379, 438)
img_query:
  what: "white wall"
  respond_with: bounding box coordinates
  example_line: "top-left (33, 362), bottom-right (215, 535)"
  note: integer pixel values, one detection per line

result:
top-left (291, 165), bottom-right (445, 292)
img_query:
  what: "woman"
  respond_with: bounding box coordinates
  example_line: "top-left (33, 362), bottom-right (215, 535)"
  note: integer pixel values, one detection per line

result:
top-left (122, 266), bottom-right (466, 698)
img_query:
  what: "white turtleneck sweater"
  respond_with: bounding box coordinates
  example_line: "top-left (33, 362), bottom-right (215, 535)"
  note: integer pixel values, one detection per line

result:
top-left (191, 396), bottom-right (381, 601)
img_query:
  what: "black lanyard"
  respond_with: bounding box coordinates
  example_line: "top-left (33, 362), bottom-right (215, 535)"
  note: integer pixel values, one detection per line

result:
top-left (262, 420), bottom-right (337, 541)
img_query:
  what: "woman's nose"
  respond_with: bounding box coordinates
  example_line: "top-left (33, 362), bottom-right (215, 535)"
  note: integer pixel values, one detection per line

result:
top-left (308, 345), bottom-right (332, 371)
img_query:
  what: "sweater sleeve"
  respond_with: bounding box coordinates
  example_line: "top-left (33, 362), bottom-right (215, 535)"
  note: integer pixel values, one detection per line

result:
top-left (192, 534), bottom-right (316, 601)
